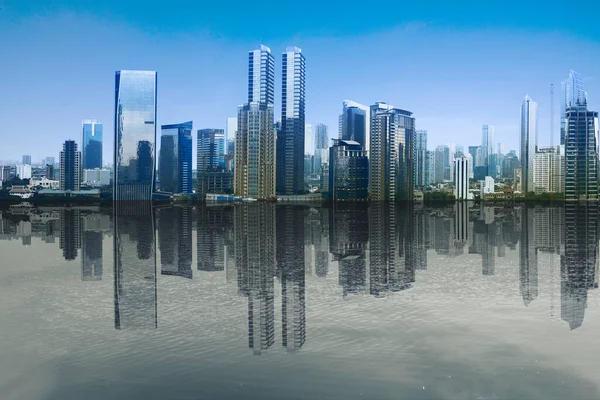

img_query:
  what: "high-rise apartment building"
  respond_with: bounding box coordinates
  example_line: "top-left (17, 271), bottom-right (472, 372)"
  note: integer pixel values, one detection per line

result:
top-left (314, 123), bottom-right (329, 174)
top-left (564, 106), bottom-right (599, 200)
top-left (533, 146), bottom-right (563, 194)
top-left (434, 146), bottom-right (446, 183)
top-left (277, 46), bottom-right (305, 195)
top-left (426, 150), bottom-right (435, 184)
top-left (520, 95), bottom-right (538, 194)
top-left (60, 140), bottom-right (81, 191)
top-left (113, 70), bottom-right (157, 201)
top-left (327, 139), bottom-right (369, 201)
top-left (82, 120), bottom-right (103, 170)
top-left (159, 121), bottom-right (193, 194)
top-left (369, 102), bottom-right (416, 201)
top-left (415, 130), bottom-right (427, 187)
top-left (561, 70), bottom-right (588, 145)
top-left (454, 157), bottom-right (470, 200)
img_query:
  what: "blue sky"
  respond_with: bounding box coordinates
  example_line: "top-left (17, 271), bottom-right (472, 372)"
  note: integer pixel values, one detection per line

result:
top-left (1, 0), bottom-right (599, 164)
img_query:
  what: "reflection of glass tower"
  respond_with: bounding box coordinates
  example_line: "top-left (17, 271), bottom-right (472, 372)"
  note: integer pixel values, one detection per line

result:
top-left (159, 121), bottom-right (193, 194)
top-left (197, 206), bottom-right (234, 272)
top-left (114, 204), bottom-right (157, 329)
top-left (519, 205), bottom-right (538, 306)
top-left (157, 206), bottom-right (192, 279)
top-left (81, 213), bottom-right (103, 281)
top-left (82, 119), bottom-right (103, 170)
top-left (114, 70), bottom-right (157, 201)
top-left (276, 206), bottom-right (306, 351)
top-left (561, 203), bottom-right (598, 330)
top-left (235, 204), bottom-right (276, 354)
top-left (60, 208), bottom-right (81, 261)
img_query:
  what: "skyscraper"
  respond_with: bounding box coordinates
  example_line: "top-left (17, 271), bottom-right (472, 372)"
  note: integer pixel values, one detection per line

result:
top-left (369, 102), bottom-right (416, 201)
top-left (235, 103), bottom-right (275, 198)
top-left (314, 123), bottom-right (329, 175)
top-left (327, 139), bottom-right (369, 201)
top-left (415, 130), bottom-right (427, 187)
top-left (434, 145), bottom-right (446, 183)
top-left (277, 46), bottom-right (306, 195)
top-left (114, 70), bottom-right (157, 201)
top-left (159, 121), bottom-right (192, 194)
top-left (82, 120), bottom-right (103, 170)
top-left (341, 104), bottom-right (368, 149)
top-left (304, 124), bottom-right (313, 156)
top-left (22, 155), bottom-right (31, 165)
top-left (454, 157), bottom-right (470, 200)
top-left (197, 128), bottom-right (231, 197)
top-left (59, 140), bottom-right (81, 191)
top-left (520, 96), bottom-right (538, 194)
top-left (564, 106), bottom-right (599, 200)
top-left (481, 125), bottom-right (495, 175)
top-left (248, 45), bottom-right (275, 106)
top-left (561, 70), bottom-right (588, 145)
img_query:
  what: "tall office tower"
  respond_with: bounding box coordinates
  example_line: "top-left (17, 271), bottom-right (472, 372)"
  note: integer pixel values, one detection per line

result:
top-left (313, 123), bottom-right (329, 174)
top-left (304, 124), bottom-right (313, 156)
top-left (235, 204), bottom-right (277, 354)
top-left (426, 150), bottom-right (435, 184)
top-left (369, 102), bottom-right (416, 201)
top-left (341, 103), bottom-right (368, 150)
top-left (22, 155), bottom-right (31, 165)
top-left (197, 128), bottom-right (231, 197)
top-left (81, 214), bottom-right (103, 281)
top-left (113, 206), bottom-right (157, 329)
top-left (453, 157), bottom-right (470, 200)
top-left (82, 119), bottom-right (103, 170)
top-left (415, 130), bottom-right (427, 187)
top-left (520, 95), bottom-right (538, 194)
top-left (519, 206), bottom-right (539, 306)
top-left (114, 70), bottom-right (157, 201)
top-left (157, 206), bottom-right (192, 278)
top-left (276, 206), bottom-right (306, 351)
top-left (59, 140), bottom-right (81, 191)
top-left (481, 125), bottom-right (495, 175)
top-left (564, 106), bottom-right (599, 200)
top-left (248, 45), bottom-right (275, 105)
top-left (158, 121), bottom-right (192, 194)
top-left (561, 203), bottom-right (598, 329)
top-left (235, 103), bottom-right (276, 198)
top-left (277, 46), bottom-right (306, 195)
top-left (533, 146), bottom-right (562, 194)
top-left (434, 146), bottom-right (446, 183)
top-left (561, 70), bottom-right (588, 145)
top-left (327, 139), bottom-right (369, 201)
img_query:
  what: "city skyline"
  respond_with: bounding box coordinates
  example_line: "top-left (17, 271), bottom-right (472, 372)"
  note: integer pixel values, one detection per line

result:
top-left (2, 3), bottom-right (600, 163)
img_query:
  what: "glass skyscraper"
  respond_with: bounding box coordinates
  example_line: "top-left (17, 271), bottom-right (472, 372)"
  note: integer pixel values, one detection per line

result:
top-left (314, 123), bottom-right (329, 175)
top-left (520, 95), bottom-right (538, 194)
top-left (481, 125), bottom-right (495, 176)
top-left (82, 119), bottom-right (103, 170)
top-left (340, 100), bottom-right (370, 154)
top-left (564, 106), bottom-right (599, 200)
top-left (277, 46), bottom-right (306, 195)
top-left (561, 70), bottom-right (588, 145)
top-left (415, 129), bottom-right (427, 187)
top-left (197, 128), bottom-right (231, 197)
top-left (248, 45), bottom-right (275, 106)
top-left (159, 121), bottom-right (192, 194)
top-left (114, 70), bottom-right (157, 201)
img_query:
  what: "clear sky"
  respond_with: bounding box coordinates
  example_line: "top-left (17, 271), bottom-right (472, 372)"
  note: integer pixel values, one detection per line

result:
top-left (1, 0), bottom-right (599, 164)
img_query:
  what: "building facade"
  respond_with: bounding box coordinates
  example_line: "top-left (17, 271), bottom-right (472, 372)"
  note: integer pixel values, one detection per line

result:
top-left (197, 128), bottom-right (230, 197)
top-left (82, 119), bottom-right (103, 170)
top-left (454, 157), bottom-right (470, 200)
top-left (340, 100), bottom-right (370, 153)
top-left (113, 70), bottom-right (157, 201)
top-left (277, 46), bottom-right (306, 195)
top-left (60, 140), bottom-right (81, 191)
top-left (415, 130), bottom-right (427, 187)
top-left (314, 123), bottom-right (329, 175)
top-left (564, 106), bottom-right (599, 200)
top-left (159, 121), bottom-right (193, 194)
top-left (561, 70), bottom-right (588, 145)
top-left (533, 146), bottom-right (563, 194)
top-left (481, 125), bottom-right (495, 175)
top-left (327, 139), bottom-right (369, 201)
top-left (520, 95), bottom-right (538, 194)
top-left (83, 168), bottom-right (111, 187)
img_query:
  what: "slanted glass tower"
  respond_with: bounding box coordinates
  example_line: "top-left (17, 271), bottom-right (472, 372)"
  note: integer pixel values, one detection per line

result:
top-left (114, 70), bottom-right (157, 201)
top-left (82, 120), bottom-right (103, 169)
top-left (159, 121), bottom-right (193, 194)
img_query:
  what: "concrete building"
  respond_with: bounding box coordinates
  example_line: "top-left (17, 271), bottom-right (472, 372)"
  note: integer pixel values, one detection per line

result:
top-left (533, 146), bottom-right (563, 194)
top-left (83, 168), bottom-right (111, 187)
top-left (16, 164), bottom-right (32, 180)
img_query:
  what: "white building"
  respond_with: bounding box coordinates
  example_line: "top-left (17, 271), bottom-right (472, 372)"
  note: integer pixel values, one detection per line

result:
top-left (83, 168), bottom-right (110, 186)
top-left (453, 157), bottom-right (472, 200)
top-left (30, 177), bottom-right (59, 189)
top-left (481, 176), bottom-right (495, 195)
top-left (533, 146), bottom-right (563, 194)
top-left (16, 164), bottom-right (32, 179)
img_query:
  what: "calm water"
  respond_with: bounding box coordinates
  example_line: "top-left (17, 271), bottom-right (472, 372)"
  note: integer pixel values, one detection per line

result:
top-left (1, 202), bottom-right (599, 400)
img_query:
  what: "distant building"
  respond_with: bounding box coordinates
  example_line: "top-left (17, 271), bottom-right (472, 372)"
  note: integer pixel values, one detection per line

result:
top-left (514, 168), bottom-right (523, 192)
top-left (82, 119), bottom-right (103, 170)
top-left (30, 177), bottom-right (59, 189)
top-left (520, 95), bottom-right (538, 194)
top-left (313, 123), bottom-right (329, 175)
top-left (159, 121), bottom-right (193, 194)
top-left (415, 130), bottom-right (427, 187)
top-left (0, 165), bottom-right (11, 182)
top-left (59, 140), bottom-right (81, 191)
top-left (83, 168), bottom-right (111, 187)
top-left (45, 164), bottom-right (55, 180)
top-left (16, 164), bottom-right (32, 180)
top-left (22, 155), bottom-right (31, 165)
top-left (454, 157), bottom-right (471, 200)
top-left (327, 139), bottom-right (368, 201)
top-left (481, 176), bottom-right (495, 196)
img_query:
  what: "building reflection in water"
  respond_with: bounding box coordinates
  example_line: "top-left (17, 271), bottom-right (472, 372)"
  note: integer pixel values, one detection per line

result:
top-left (113, 202), bottom-right (157, 329)
top-left (157, 206), bottom-right (192, 279)
top-left (197, 205), bottom-right (233, 273)
top-left (60, 207), bottom-right (81, 261)
top-left (81, 212), bottom-right (104, 280)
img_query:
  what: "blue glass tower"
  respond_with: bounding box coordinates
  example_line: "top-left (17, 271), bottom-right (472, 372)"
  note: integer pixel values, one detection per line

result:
top-left (114, 70), bottom-right (157, 201)
top-left (159, 121), bottom-right (193, 194)
top-left (82, 120), bottom-right (103, 169)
